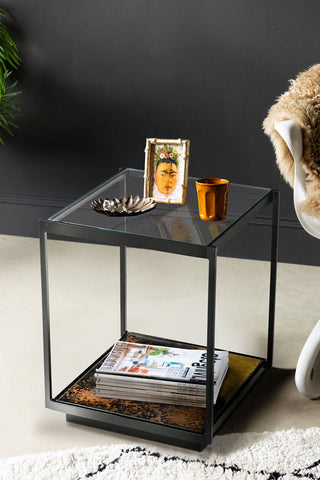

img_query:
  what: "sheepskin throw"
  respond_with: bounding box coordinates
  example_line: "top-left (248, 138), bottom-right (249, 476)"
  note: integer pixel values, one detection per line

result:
top-left (263, 64), bottom-right (320, 216)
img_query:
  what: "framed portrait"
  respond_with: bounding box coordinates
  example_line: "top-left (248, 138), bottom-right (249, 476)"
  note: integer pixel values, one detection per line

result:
top-left (144, 138), bottom-right (190, 204)
top-left (158, 205), bottom-right (203, 244)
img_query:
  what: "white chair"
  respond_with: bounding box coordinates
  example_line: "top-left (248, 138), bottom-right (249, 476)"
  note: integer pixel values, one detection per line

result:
top-left (275, 119), bottom-right (320, 398)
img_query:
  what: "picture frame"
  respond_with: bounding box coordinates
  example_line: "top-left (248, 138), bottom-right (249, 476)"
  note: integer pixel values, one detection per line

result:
top-left (144, 138), bottom-right (190, 204)
top-left (158, 205), bottom-right (203, 244)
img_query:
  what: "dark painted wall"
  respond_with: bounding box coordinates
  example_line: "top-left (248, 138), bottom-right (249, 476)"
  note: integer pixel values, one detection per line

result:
top-left (1, 0), bottom-right (320, 264)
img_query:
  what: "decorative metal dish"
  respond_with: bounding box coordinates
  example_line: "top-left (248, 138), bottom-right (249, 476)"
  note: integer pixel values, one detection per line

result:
top-left (90, 195), bottom-right (157, 217)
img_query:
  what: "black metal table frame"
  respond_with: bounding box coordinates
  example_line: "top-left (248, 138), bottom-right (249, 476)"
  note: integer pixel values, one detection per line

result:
top-left (39, 171), bottom-right (279, 451)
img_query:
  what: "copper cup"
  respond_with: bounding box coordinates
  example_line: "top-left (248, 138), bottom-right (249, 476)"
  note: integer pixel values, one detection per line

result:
top-left (196, 178), bottom-right (230, 221)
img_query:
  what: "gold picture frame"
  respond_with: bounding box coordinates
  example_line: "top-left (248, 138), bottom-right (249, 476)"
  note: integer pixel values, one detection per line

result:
top-left (144, 138), bottom-right (190, 204)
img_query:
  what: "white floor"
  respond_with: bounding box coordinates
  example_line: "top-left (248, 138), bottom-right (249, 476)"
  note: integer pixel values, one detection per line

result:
top-left (1, 234), bottom-right (320, 458)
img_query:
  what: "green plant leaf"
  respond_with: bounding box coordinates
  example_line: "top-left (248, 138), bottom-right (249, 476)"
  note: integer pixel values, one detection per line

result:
top-left (0, 11), bottom-right (21, 144)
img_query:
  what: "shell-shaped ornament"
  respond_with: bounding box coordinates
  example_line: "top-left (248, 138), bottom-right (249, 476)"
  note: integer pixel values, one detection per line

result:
top-left (90, 195), bottom-right (157, 216)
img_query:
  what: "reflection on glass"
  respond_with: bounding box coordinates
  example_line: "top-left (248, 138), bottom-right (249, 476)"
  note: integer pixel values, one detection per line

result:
top-left (158, 205), bottom-right (203, 244)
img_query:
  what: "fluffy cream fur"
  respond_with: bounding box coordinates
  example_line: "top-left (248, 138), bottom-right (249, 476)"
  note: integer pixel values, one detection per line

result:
top-left (263, 64), bottom-right (320, 216)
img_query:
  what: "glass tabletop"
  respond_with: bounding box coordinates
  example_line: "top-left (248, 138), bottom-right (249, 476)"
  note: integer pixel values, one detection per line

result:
top-left (49, 168), bottom-right (271, 247)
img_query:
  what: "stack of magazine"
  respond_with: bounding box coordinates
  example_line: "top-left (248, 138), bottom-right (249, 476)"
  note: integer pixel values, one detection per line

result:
top-left (93, 341), bottom-right (229, 407)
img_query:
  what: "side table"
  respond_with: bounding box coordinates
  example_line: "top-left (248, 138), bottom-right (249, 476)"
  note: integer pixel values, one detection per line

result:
top-left (40, 168), bottom-right (279, 451)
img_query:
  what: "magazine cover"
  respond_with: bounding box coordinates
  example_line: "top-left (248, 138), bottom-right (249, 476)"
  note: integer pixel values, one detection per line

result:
top-left (96, 341), bottom-right (228, 384)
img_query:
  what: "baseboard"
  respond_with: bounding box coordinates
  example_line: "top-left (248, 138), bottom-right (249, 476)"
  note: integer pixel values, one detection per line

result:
top-left (220, 217), bottom-right (320, 266)
top-left (0, 193), bottom-right (318, 266)
top-left (0, 192), bottom-right (75, 237)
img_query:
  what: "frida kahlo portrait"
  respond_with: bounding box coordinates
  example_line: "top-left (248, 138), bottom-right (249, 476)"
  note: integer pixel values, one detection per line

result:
top-left (144, 138), bottom-right (190, 204)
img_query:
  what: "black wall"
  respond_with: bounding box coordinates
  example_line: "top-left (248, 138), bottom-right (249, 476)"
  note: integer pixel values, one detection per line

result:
top-left (1, 0), bottom-right (320, 264)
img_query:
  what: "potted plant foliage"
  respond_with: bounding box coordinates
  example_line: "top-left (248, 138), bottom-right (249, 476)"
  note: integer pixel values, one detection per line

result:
top-left (0, 9), bottom-right (21, 145)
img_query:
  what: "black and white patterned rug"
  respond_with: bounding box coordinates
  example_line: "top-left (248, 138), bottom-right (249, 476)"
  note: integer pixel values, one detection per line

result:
top-left (1, 428), bottom-right (320, 479)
